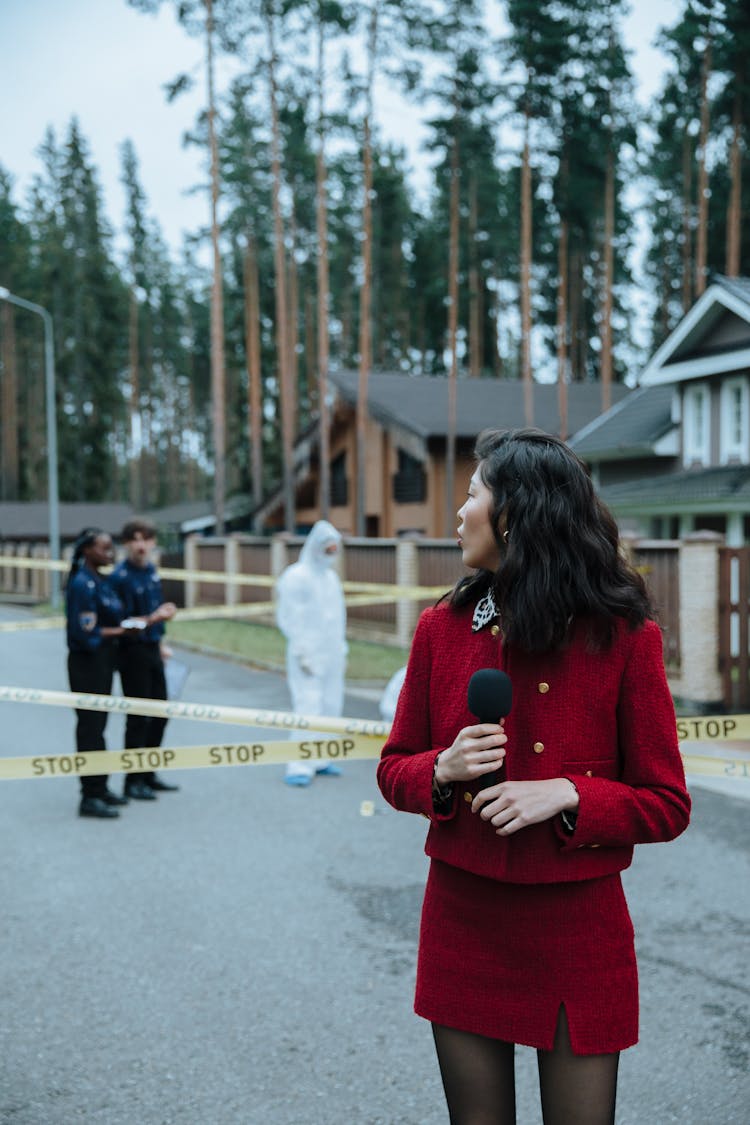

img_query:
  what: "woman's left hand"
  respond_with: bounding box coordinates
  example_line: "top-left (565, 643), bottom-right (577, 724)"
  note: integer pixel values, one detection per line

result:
top-left (471, 778), bottom-right (579, 835)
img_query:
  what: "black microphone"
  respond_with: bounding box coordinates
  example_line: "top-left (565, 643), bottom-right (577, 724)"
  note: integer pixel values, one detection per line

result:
top-left (467, 669), bottom-right (512, 789)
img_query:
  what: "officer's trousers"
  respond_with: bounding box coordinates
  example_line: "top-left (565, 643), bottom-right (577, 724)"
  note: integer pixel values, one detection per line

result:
top-left (67, 643), bottom-right (117, 798)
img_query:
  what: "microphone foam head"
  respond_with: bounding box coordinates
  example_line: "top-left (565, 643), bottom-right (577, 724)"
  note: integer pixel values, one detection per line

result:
top-left (467, 668), bottom-right (513, 723)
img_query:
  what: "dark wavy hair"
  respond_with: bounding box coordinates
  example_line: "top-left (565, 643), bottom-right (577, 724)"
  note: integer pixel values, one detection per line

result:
top-left (451, 428), bottom-right (652, 653)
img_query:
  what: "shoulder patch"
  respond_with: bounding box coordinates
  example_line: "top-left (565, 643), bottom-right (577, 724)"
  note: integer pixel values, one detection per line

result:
top-left (78, 611), bottom-right (97, 633)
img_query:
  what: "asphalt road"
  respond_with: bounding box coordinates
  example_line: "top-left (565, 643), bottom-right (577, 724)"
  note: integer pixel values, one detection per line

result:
top-left (0, 605), bottom-right (748, 1124)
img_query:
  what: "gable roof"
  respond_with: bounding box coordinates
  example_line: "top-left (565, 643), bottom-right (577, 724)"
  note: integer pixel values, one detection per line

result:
top-left (0, 502), bottom-right (134, 540)
top-left (599, 464), bottom-right (750, 515)
top-left (641, 275), bottom-right (750, 386)
top-left (329, 370), bottom-right (628, 441)
top-left (569, 384), bottom-right (676, 460)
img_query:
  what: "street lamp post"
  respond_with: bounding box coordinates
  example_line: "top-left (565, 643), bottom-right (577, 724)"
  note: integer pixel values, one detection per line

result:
top-left (0, 287), bottom-right (61, 608)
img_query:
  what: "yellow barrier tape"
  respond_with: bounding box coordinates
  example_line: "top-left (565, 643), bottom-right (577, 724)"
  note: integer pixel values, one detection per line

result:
top-left (0, 681), bottom-right (748, 782)
top-left (0, 741), bottom-right (743, 780)
top-left (681, 753), bottom-right (750, 780)
top-left (0, 616), bottom-right (66, 633)
top-left (0, 589), bottom-right (422, 634)
top-left (0, 684), bottom-right (389, 739)
top-left (0, 554), bottom-right (447, 600)
top-left (676, 716), bottom-right (750, 741)
top-left (0, 735), bottom-right (381, 780)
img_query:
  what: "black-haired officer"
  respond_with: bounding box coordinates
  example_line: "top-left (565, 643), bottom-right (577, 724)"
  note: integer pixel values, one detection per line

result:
top-left (66, 528), bottom-right (132, 819)
top-left (110, 518), bottom-right (178, 801)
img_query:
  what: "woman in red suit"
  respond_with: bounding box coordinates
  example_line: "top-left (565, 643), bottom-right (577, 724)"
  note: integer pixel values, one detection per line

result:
top-left (377, 429), bottom-right (690, 1125)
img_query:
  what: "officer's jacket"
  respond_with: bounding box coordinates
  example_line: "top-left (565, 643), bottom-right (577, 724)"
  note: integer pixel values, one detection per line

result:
top-left (66, 567), bottom-right (124, 653)
top-left (110, 559), bottom-right (164, 644)
top-left (377, 599), bottom-right (691, 885)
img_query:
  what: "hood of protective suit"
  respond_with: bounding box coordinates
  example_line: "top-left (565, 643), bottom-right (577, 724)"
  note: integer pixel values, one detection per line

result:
top-left (297, 520), bottom-right (342, 572)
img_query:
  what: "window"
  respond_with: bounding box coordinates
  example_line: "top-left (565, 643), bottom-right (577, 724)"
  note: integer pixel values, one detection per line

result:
top-left (330, 452), bottom-right (348, 506)
top-left (719, 377), bottom-right (749, 464)
top-left (683, 383), bottom-right (711, 466)
top-left (393, 449), bottom-right (427, 503)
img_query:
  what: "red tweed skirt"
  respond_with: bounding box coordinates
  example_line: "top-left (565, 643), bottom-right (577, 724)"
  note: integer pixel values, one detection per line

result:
top-left (415, 860), bottom-right (638, 1055)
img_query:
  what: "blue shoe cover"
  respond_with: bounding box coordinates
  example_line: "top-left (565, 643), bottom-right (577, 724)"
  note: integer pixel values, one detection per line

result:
top-left (316, 763), bottom-right (342, 776)
top-left (285, 774), bottom-right (313, 787)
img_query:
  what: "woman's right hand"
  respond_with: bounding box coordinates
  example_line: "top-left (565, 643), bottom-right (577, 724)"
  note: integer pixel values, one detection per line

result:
top-left (434, 723), bottom-right (507, 785)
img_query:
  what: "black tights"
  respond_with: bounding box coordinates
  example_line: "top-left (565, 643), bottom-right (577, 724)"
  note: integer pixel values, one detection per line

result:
top-left (432, 1007), bottom-right (619, 1125)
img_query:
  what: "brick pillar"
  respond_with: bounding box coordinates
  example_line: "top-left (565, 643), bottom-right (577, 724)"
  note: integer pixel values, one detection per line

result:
top-left (678, 531), bottom-right (723, 709)
top-left (396, 537), bottom-right (419, 648)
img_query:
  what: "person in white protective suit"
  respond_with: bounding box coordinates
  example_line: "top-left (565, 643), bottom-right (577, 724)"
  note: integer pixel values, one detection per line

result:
top-left (276, 520), bottom-right (348, 786)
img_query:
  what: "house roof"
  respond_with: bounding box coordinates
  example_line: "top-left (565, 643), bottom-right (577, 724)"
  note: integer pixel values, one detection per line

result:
top-left (641, 275), bottom-right (750, 385)
top-left (569, 384), bottom-right (675, 460)
top-left (0, 502), bottom-right (134, 540)
top-left (715, 275), bottom-right (750, 305)
top-left (329, 370), bottom-right (629, 440)
top-left (600, 464), bottom-right (750, 514)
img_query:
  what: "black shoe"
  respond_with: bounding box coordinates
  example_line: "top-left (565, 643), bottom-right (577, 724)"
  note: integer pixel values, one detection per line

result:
top-left (102, 790), bottom-right (129, 807)
top-left (149, 775), bottom-right (180, 792)
top-left (124, 781), bottom-right (157, 801)
top-left (79, 796), bottom-right (120, 819)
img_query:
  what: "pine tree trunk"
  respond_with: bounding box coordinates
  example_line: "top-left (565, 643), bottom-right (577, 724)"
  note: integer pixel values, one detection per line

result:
top-left (600, 146), bottom-right (614, 412)
top-left (206, 0), bottom-right (226, 533)
top-left (0, 303), bottom-right (19, 499)
top-left (244, 235), bottom-right (263, 509)
top-left (288, 211), bottom-right (300, 436)
top-left (493, 280), bottom-right (504, 378)
top-left (570, 249), bottom-right (582, 381)
top-left (267, 9), bottom-right (295, 530)
top-left (315, 72), bottom-right (331, 519)
top-left (520, 95), bottom-right (533, 425)
top-left (681, 134), bottom-right (693, 312)
top-left (128, 288), bottom-right (141, 508)
top-left (304, 288), bottom-right (315, 420)
top-left (726, 87), bottom-right (742, 277)
top-left (356, 4), bottom-right (377, 537)
top-left (468, 173), bottom-right (481, 377)
top-left (556, 215), bottom-right (569, 441)
top-left (695, 38), bottom-right (712, 297)
top-left (445, 121), bottom-right (460, 537)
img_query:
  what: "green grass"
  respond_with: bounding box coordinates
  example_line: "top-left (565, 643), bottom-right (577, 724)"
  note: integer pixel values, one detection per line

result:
top-left (169, 618), bottom-right (408, 682)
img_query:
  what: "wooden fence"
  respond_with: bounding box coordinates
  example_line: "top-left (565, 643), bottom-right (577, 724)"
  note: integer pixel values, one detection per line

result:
top-left (0, 531), bottom-right (683, 670)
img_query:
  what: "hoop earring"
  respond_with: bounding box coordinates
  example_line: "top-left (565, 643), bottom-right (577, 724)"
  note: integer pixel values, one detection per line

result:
top-left (502, 530), bottom-right (509, 542)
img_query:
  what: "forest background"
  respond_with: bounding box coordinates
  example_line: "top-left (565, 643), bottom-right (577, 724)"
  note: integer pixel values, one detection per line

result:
top-left (1, 0), bottom-right (749, 532)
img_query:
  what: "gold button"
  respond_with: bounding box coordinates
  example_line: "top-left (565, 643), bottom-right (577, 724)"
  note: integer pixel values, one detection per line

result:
top-left (533, 742), bottom-right (544, 754)
top-left (590, 844), bottom-right (601, 849)
top-left (464, 791), bottom-right (473, 803)
top-left (538, 682), bottom-right (550, 694)
top-left (585, 770), bottom-right (593, 778)
top-left (490, 625), bottom-right (500, 636)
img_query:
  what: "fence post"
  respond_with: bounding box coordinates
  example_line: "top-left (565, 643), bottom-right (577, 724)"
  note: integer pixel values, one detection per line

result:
top-left (396, 537), bottom-right (419, 648)
top-left (184, 535), bottom-right (199, 609)
top-left (225, 536), bottom-right (239, 607)
top-left (678, 531), bottom-right (723, 710)
top-left (270, 535), bottom-right (289, 584)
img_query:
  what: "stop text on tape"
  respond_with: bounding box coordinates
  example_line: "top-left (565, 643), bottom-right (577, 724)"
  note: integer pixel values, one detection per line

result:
top-left (0, 735), bottom-right (381, 781)
top-left (0, 742), bottom-right (745, 781)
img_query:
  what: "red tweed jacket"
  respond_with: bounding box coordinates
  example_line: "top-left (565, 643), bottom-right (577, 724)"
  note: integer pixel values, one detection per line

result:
top-left (377, 600), bottom-right (691, 885)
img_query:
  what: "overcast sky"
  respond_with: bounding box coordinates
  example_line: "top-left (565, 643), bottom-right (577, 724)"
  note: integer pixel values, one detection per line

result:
top-left (2, 0), bottom-right (680, 258)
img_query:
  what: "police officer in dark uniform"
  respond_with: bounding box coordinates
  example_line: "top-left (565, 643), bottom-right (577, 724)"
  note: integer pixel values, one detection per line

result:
top-left (66, 528), bottom-right (133, 819)
top-left (110, 519), bottom-right (178, 801)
